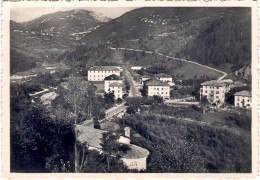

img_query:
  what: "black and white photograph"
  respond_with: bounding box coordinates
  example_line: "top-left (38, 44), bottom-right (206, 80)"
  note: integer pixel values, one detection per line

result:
top-left (2, 1), bottom-right (258, 177)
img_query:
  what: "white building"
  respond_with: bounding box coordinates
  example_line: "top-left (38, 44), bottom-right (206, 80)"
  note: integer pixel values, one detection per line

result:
top-left (108, 82), bottom-right (123, 99)
top-left (155, 73), bottom-right (172, 82)
top-left (234, 90), bottom-right (251, 108)
top-left (145, 79), bottom-right (170, 99)
top-left (104, 74), bottom-right (123, 92)
top-left (131, 66), bottom-right (144, 71)
top-left (219, 79), bottom-right (233, 92)
top-left (200, 80), bottom-right (226, 104)
top-left (88, 66), bottom-right (121, 81)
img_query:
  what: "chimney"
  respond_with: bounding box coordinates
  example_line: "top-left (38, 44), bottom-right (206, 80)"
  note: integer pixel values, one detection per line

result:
top-left (124, 127), bottom-right (130, 138)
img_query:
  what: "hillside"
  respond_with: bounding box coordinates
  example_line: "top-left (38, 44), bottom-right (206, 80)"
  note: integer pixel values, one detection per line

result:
top-left (10, 9), bottom-right (111, 74)
top-left (81, 7), bottom-right (251, 72)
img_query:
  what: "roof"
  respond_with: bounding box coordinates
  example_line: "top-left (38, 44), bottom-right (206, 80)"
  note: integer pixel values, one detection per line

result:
top-left (109, 82), bottom-right (123, 87)
top-left (156, 73), bottom-right (172, 78)
top-left (89, 66), bottom-right (120, 71)
top-left (119, 144), bottom-right (149, 159)
top-left (145, 79), bottom-right (169, 86)
top-left (234, 90), bottom-right (251, 97)
top-left (201, 80), bottom-right (224, 87)
top-left (104, 74), bottom-right (122, 80)
top-left (76, 125), bottom-right (106, 149)
top-left (141, 75), bottom-right (150, 79)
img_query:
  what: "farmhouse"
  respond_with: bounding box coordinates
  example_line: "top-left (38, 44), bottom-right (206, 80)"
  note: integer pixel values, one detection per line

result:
top-left (200, 80), bottom-right (226, 104)
top-left (155, 73), bottom-right (172, 82)
top-left (76, 125), bottom-right (149, 171)
top-left (145, 79), bottom-right (170, 99)
top-left (88, 66), bottom-right (121, 81)
top-left (234, 90), bottom-right (251, 108)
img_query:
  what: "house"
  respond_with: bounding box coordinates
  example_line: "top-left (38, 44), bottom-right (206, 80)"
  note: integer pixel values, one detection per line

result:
top-left (76, 125), bottom-right (149, 171)
top-left (131, 66), bottom-right (144, 71)
top-left (145, 79), bottom-right (170, 99)
top-left (155, 73), bottom-right (172, 82)
top-left (200, 80), bottom-right (226, 104)
top-left (234, 90), bottom-right (251, 108)
top-left (88, 66), bottom-right (121, 81)
top-left (140, 75), bottom-right (151, 85)
top-left (108, 82), bottom-right (123, 99)
top-left (104, 74), bottom-right (123, 93)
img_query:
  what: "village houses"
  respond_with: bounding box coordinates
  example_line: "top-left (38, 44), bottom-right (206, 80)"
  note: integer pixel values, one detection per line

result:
top-left (88, 66), bottom-right (121, 81)
top-left (200, 80), bottom-right (226, 104)
top-left (131, 66), bottom-right (144, 71)
top-left (234, 90), bottom-right (251, 108)
top-left (145, 79), bottom-right (170, 99)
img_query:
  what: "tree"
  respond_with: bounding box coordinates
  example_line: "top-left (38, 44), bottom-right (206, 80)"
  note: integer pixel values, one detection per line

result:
top-left (101, 131), bottom-right (120, 172)
top-left (63, 77), bottom-right (96, 172)
top-left (104, 91), bottom-right (115, 109)
top-left (200, 96), bottom-right (209, 116)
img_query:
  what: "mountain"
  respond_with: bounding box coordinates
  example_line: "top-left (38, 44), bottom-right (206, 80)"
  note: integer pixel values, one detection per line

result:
top-left (10, 9), bottom-right (111, 63)
top-left (81, 7), bottom-right (251, 72)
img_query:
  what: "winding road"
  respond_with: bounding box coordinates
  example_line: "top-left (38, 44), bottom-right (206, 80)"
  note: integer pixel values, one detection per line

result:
top-left (109, 47), bottom-right (227, 81)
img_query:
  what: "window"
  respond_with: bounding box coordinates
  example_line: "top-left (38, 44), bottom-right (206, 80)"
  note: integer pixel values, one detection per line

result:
top-left (211, 91), bottom-right (213, 93)
top-left (166, 92), bottom-right (167, 94)
top-left (162, 92), bottom-right (164, 94)
top-left (157, 88), bottom-right (159, 91)
top-left (216, 96), bottom-right (219, 99)
top-left (162, 88), bottom-right (164, 90)
top-left (237, 103), bottom-right (239, 106)
top-left (216, 91), bottom-right (219, 94)
top-left (248, 99), bottom-right (250, 102)
top-left (205, 90), bottom-right (207, 93)
top-left (217, 87), bottom-right (219, 89)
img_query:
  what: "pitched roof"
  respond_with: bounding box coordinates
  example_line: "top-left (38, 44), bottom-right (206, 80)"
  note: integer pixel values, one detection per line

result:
top-left (156, 73), bottom-right (172, 78)
top-left (234, 90), bottom-right (251, 97)
top-left (89, 66), bottom-right (120, 71)
top-left (109, 82), bottom-right (123, 87)
top-left (104, 74), bottom-right (122, 80)
top-left (201, 80), bottom-right (224, 87)
top-left (145, 79), bottom-right (169, 86)
top-left (76, 125), bottom-right (105, 149)
top-left (119, 144), bottom-right (149, 159)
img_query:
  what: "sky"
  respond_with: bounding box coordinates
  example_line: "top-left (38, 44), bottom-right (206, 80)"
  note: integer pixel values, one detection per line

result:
top-left (10, 7), bottom-right (137, 22)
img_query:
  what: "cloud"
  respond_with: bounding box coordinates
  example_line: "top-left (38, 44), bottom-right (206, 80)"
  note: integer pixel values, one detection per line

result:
top-left (10, 7), bottom-right (137, 22)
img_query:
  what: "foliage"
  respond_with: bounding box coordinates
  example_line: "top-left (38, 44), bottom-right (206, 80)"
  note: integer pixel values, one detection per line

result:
top-left (10, 49), bottom-right (37, 74)
top-left (121, 113), bottom-right (251, 173)
top-left (104, 91), bottom-right (115, 109)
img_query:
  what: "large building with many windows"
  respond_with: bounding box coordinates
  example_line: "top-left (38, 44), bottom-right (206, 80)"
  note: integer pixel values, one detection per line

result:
top-left (88, 66), bottom-right (121, 81)
top-left (200, 80), bottom-right (226, 104)
top-left (145, 79), bottom-right (170, 99)
top-left (234, 90), bottom-right (251, 108)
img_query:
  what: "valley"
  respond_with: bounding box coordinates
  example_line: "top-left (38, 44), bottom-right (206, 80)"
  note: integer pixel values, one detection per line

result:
top-left (10, 7), bottom-right (252, 173)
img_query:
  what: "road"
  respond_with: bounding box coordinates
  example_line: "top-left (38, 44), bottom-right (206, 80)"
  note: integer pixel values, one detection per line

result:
top-left (105, 103), bottom-right (127, 119)
top-left (109, 47), bottom-right (227, 81)
top-left (124, 69), bottom-right (141, 97)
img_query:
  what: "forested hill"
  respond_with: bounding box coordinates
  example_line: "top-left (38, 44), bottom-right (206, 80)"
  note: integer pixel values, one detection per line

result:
top-left (81, 7), bottom-right (251, 72)
top-left (10, 9), bottom-right (111, 58)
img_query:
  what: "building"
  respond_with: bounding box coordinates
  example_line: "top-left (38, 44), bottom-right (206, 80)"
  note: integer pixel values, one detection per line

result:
top-left (76, 125), bottom-right (149, 171)
top-left (140, 75), bottom-right (151, 85)
top-left (108, 82), bottom-right (123, 99)
top-left (104, 74), bottom-right (123, 92)
top-left (131, 66), bottom-right (144, 71)
top-left (200, 80), bottom-right (226, 104)
top-left (145, 79), bottom-right (170, 99)
top-left (155, 73), bottom-right (172, 82)
top-left (219, 79), bottom-right (234, 92)
top-left (88, 66), bottom-right (121, 81)
top-left (234, 90), bottom-right (251, 108)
